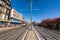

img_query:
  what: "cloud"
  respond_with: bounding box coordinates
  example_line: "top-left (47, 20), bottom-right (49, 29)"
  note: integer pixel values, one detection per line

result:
top-left (20, 9), bottom-right (24, 11)
top-left (33, 8), bottom-right (40, 10)
top-left (20, 8), bottom-right (40, 11)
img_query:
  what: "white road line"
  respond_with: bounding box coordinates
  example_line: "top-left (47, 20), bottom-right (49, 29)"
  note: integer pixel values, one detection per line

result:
top-left (22, 29), bottom-right (28, 40)
top-left (33, 26), bottom-right (45, 40)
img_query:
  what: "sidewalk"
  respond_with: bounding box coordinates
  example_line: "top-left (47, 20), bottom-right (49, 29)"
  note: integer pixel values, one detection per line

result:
top-left (0, 26), bottom-right (21, 32)
top-left (25, 30), bottom-right (38, 40)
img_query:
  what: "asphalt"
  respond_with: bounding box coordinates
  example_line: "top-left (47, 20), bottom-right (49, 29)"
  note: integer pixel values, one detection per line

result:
top-left (34, 26), bottom-right (60, 40)
top-left (0, 27), bottom-right (27, 40)
top-left (0, 26), bottom-right (60, 40)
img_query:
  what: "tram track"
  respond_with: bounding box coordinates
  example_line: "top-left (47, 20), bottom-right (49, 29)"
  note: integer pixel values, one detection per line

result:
top-left (0, 27), bottom-right (27, 40)
top-left (34, 26), bottom-right (60, 40)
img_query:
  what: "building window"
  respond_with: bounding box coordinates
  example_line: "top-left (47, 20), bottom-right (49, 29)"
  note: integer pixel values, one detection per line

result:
top-left (4, 8), bottom-right (7, 13)
top-left (6, 9), bottom-right (10, 14)
top-left (2, 7), bottom-right (7, 13)
top-left (7, 1), bottom-right (10, 5)
top-left (3, 2), bottom-right (5, 6)
top-left (2, 7), bottom-right (5, 12)
top-left (5, 15), bottom-right (8, 20)
top-left (4, 0), bottom-right (10, 5)
top-left (1, 14), bottom-right (5, 19)
top-left (1, 14), bottom-right (8, 20)
top-left (7, 10), bottom-right (9, 14)
top-left (0, 7), bottom-right (1, 9)
top-left (0, 7), bottom-right (2, 13)
top-left (0, 0), bottom-right (2, 4)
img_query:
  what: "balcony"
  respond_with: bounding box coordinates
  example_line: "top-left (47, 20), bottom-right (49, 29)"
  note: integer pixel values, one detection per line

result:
top-left (2, 0), bottom-right (12, 7)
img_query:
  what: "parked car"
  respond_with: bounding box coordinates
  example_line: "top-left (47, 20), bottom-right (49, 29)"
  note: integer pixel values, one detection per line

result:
top-left (21, 23), bottom-right (26, 27)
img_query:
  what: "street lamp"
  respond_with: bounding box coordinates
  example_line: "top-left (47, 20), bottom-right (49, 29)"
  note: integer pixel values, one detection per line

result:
top-left (30, 0), bottom-right (32, 30)
top-left (26, 0), bottom-right (39, 30)
top-left (25, 0), bottom-right (41, 30)
top-left (25, 0), bottom-right (33, 30)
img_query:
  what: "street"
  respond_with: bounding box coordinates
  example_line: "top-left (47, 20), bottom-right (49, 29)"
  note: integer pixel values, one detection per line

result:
top-left (34, 26), bottom-right (60, 40)
top-left (0, 27), bottom-right (27, 40)
top-left (0, 26), bottom-right (60, 40)
top-left (0, 0), bottom-right (60, 40)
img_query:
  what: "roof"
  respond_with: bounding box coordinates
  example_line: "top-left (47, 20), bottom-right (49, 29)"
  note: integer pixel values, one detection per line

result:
top-left (41, 17), bottom-right (60, 23)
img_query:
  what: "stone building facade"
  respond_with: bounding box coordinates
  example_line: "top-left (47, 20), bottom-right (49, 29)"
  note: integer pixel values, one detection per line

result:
top-left (0, 0), bottom-right (12, 27)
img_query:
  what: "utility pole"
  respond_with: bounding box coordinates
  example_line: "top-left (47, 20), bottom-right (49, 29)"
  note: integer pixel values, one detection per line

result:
top-left (26, 0), bottom-right (39, 30)
top-left (30, 0), bottom-right (32, 30)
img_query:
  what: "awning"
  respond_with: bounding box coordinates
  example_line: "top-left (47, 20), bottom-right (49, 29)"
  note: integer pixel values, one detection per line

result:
top-left (10, 21), bottom-right (22, 24)
top-left (0, 20), bottom-right (10, 22)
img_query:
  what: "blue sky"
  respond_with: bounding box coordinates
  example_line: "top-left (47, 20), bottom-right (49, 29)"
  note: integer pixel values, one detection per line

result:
top-left (11, 0), bottom-right (60, 22)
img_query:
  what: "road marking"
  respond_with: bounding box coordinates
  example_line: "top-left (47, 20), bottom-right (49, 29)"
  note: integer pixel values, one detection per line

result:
top-left (22, 29), bottom-right (28, 40)
top-left (33, 26), bottom-right (45, 40)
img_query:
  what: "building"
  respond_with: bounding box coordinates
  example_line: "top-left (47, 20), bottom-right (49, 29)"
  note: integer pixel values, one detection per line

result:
top-left (19, 14), bottom-right (24, 21)
top-left (10, 9), bottom-right (24, 25)
top-left (0, 0), bottom-right (12, 27)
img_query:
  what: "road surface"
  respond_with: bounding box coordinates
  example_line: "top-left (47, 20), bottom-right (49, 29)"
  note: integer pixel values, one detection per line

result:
top-left (25, 30), bottom-right (38, 40)
top-left (0, 27), bottom-right (27, 40)
top-left (0, 26), bottom-right (60, 40)
top-left (34, 26), bottom-right (60, 40)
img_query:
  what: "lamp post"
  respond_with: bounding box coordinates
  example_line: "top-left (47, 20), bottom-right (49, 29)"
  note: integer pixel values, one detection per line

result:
top-left (30, 0), bottom-right (32, 30)
top-left (26, 0), bottom-right (33, 30)
top-left (26, 0), bottom-right (39, 30)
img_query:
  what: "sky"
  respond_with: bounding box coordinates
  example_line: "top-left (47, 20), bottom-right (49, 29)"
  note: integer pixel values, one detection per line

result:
top-left (11, 0), bottom-right (60, 22)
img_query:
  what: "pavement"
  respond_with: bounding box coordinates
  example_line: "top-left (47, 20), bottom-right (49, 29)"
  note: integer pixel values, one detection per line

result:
top-left (25, 30), bottom-right (38, 40)
top-left (24, 26), bottom-right (45, 40)
top-left (0, 26), bottom-right (21, 32)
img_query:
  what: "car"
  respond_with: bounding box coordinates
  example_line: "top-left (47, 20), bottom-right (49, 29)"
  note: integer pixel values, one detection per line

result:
top-left (21, 23), bottom-right (26, 27)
